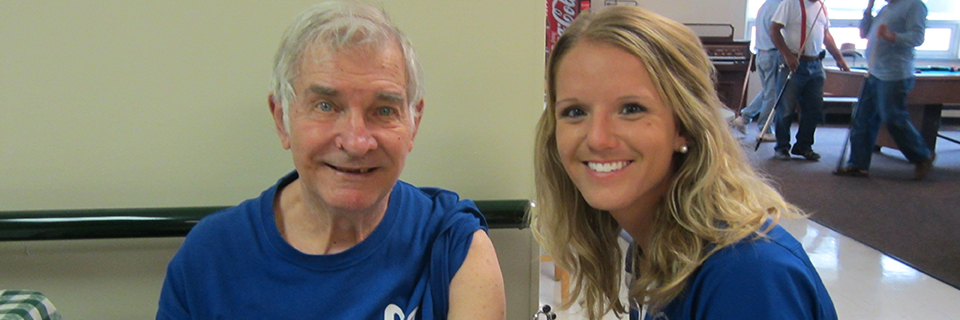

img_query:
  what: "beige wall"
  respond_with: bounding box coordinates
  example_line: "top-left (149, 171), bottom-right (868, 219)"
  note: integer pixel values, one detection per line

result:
top-left (0, 0), bottom-right (544, 210)
top-left (0, 238), bottom-right (183, 319)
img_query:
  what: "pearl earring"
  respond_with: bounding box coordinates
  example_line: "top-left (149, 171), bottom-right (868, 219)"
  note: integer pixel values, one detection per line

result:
top-left (679, 145), bottom-right (689, 154)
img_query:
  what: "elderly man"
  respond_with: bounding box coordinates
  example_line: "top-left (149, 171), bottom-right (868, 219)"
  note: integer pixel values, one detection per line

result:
top-left (156, 1), bottom-right (506, 319)
top-left (835, 0), bottom-right (935, 179)
top-left (770, 0), bottom-right (849, 161)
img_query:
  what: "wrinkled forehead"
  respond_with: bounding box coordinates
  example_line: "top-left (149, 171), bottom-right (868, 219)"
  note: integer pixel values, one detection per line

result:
top-left (295, 40), bottom-right (408, 92)
top-left (305, 37), bottom-right (405, 69)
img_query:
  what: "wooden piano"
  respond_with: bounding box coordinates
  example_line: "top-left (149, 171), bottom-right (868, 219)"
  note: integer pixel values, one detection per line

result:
top-left (687, 23), bottom-right (753, 114)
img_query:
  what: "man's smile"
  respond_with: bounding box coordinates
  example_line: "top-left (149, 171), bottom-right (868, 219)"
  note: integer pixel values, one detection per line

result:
top-left (326, 163), bottom-right (378, 174)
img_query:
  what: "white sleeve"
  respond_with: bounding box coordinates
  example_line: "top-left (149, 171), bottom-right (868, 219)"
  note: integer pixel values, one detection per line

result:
top-left (770, 0), bottom-right (791, 26)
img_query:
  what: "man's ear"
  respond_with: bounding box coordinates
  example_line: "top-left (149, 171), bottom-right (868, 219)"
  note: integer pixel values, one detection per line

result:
top-left (409, 98), bottom-right (425, 150)
top-left (269, 93), bottom-right (292, 150)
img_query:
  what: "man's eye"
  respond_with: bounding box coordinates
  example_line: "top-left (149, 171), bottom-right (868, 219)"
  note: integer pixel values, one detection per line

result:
top-left (316, 102), bottom-right (333, 112)
top-left (377, 107), bottom-right (395, 116)
top-left (558, 106), bottom-right (586, 118)
top-left (621, 103), bottom-right (647, 115)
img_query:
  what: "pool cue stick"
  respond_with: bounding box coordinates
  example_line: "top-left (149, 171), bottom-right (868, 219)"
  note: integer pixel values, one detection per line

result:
top-left (837, 4), bottom-right (876, 172)
top-left (835, 79), bottom-right (866, 171)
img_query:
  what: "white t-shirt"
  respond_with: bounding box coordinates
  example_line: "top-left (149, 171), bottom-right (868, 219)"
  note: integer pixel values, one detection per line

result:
top-left (771, 0), bottom-right (829, 56)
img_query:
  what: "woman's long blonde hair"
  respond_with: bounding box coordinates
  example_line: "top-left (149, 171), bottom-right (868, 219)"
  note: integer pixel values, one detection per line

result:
top-left (531, 6), bottom-right (803, 319)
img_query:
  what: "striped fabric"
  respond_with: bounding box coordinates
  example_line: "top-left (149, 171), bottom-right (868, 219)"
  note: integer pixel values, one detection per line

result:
top-left (0, 290), bottom-right (62, 320)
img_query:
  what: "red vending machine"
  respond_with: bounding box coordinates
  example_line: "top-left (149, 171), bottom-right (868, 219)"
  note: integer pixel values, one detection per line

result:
top-left (546, 0), bottom-right (591, 58)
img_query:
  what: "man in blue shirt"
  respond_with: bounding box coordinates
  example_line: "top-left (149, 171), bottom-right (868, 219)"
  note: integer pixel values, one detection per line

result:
top-left (732, 0), bottom-right (784, 142)
top-left (835, 0), bottom-right (935, 179)
top-left (156, 1), bottom-right (506, 319)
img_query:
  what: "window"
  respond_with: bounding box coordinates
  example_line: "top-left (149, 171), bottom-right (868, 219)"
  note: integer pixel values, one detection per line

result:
top-left (744, 0), bottom-right (960, 61)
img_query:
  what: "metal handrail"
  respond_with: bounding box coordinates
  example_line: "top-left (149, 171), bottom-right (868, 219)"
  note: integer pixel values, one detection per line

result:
top-left (0, 199), bottom-right (531, 241)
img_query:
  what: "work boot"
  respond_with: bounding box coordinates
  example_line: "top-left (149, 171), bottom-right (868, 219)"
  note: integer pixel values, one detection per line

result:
top-left (791, 149), bottom-right (821, 161)
top-left (915, 154), bottom-right (936, 180)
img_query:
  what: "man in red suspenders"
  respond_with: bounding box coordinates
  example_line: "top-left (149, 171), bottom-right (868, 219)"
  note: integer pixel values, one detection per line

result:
top-left (769, 0), bottom-right (849, 161)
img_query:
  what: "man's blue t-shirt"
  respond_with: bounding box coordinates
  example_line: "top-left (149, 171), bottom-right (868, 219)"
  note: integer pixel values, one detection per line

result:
top-left (157, 171), bottom-right (487, 320)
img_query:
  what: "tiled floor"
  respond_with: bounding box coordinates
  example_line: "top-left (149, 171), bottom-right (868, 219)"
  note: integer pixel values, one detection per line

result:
top-left (538, 217), bottom-right (960, 319)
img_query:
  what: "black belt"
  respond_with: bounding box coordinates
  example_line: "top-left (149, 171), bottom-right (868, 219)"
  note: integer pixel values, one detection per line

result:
top-left (797, 50), bottom-right (827, 61)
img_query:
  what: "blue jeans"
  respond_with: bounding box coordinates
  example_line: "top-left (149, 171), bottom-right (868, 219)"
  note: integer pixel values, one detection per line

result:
top-left (741, 49), bottom-right (785, 134)
top-left (775, 58), bottom-right (824, 153)
top-left (845, 75), bottom-right (932, 170)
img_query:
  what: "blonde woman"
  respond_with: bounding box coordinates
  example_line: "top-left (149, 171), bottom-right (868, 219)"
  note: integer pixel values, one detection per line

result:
top-left (532, 6), bottom-right (837, 320)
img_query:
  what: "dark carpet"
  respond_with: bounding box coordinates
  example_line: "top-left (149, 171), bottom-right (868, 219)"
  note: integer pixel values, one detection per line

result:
top-left (740, 123), bottom-right (960, 290)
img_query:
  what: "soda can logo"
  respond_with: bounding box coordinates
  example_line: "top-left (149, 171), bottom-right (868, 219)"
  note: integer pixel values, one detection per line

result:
top-left (546, 0), bottom-right (580, 56)
top-left (552, 0), bottom-right (578, 29)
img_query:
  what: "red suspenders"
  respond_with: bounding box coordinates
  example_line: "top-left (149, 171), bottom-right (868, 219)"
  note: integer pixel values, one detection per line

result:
top-left (800, 0), bottom-right (808, 56)
top-left (798, 0), bottom-right (827, 57)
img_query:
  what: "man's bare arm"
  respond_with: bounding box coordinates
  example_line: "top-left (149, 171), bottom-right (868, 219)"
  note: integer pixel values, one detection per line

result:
top-left (448, 230), bottom-right (506, 320)
top-left (770, 22), bottom-right (798, 72)
top-left (824, 28), bottom-right (850, 71)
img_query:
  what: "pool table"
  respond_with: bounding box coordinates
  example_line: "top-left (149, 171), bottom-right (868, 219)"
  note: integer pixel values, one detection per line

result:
top-left (823, 66), bottom-right (960, 151)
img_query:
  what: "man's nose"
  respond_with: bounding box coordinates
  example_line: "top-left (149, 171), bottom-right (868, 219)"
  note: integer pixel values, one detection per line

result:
top-left (335, 112), bottom-right (378, 155)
